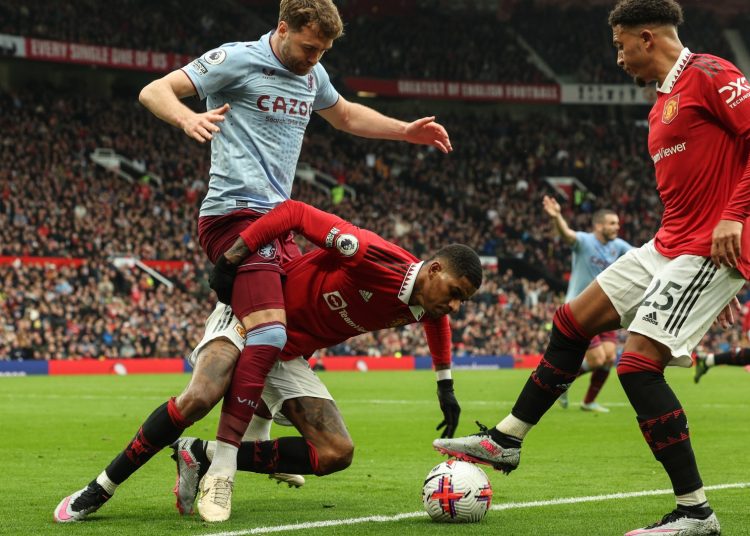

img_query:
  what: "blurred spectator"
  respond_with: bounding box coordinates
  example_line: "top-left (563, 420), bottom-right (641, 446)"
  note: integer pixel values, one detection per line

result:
top-left (1, 86), bottom-right (744, 360)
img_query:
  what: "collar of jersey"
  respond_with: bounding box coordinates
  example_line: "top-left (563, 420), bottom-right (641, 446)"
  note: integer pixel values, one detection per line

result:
top-left (656, 47), bottom-right (692, 94)
top-left (262, 30), bottom-right (290, 71)
top-left (398, 261), bottom-right (425, 321)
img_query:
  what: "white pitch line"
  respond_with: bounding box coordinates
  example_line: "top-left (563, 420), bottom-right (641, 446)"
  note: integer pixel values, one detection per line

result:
top-left (491, 482), bottom-right (750, 510)
top-left (199, 482), bottom-right (750, 536)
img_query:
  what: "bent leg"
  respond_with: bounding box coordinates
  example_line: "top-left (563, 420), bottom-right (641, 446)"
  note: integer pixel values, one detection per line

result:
top-left (176, 338), bottom-right (239, 421)
top-left (54, 317), bottom-right (241, 522)
top-left (233, 358), bottom-right (353, 477)
top-left (107, 336), bottom-right (241, 487)
top-left (233, 397), bottom-right (353, 476)
top-left (508, 282), bottom-right (620, 428)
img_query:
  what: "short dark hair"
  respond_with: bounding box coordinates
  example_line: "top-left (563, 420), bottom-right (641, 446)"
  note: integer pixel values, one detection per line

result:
top-left (279, 0), bottom-right (344, 40)
top-left (608, 0), bottom-right (684, 28)
top-left (431, 244), bottom-right (483, 290)
top-left (592, 209), bottom-right (617, 224)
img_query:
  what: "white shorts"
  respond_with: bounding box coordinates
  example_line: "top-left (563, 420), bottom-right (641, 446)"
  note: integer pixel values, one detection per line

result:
top-left (189, 303), bottom-right (333, 417)
top-left (597, 240), bottom-right (745, 367)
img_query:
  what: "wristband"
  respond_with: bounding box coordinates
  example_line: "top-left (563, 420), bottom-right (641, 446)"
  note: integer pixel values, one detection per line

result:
top-left (436, 369), bottom-right (452, 381)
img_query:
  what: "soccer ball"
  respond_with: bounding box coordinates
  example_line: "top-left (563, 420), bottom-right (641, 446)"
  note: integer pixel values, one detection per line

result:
top-left (422, 459), bottom-right (492, 523)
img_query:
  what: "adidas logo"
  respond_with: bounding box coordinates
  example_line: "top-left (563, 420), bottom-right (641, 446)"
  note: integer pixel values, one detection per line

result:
top-left (359, 289), bottom-right (373, 302)
top-left (642, 311), bottom-right (659, 325)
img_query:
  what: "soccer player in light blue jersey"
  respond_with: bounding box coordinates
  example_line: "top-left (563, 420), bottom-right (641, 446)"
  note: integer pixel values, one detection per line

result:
top-left (137, 0), bottom-right (453, 522)
top-left (543, 195), bottom-right (631, 412)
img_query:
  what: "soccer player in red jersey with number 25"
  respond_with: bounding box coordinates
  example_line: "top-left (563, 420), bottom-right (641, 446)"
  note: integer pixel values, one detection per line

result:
top-left (435, 1), bottom-right (749, 534)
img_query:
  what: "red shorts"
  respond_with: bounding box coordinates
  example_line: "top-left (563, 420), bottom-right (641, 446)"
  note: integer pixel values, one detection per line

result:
top-left (198, 209), bottom-right (301, 319)
top-left (588, 330), bottom-right (618, 350)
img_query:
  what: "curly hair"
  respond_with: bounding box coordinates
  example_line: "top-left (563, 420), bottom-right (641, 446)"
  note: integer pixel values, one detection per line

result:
top-left (608, 0), bottom-right (684, 27)
top-left (431, 244), bottom-right (483, 290)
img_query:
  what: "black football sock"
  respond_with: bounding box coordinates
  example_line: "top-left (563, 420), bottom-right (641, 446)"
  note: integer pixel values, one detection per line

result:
top-left (618, 353), bottom-right (702, 497)
top-left (715, 347), bottom-right (750, 366)
top-left (105, 398), bottom-right (192, 484)
top-left (511, 304), bottom-right (591, 424)
top-left (237, 437), bottom-right (319, 475)
top-left (488, 428), bottom-right (523, 449)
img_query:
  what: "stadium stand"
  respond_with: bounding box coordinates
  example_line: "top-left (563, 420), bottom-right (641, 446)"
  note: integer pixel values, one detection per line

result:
top-left (2, 0), bottom-right (749, 361)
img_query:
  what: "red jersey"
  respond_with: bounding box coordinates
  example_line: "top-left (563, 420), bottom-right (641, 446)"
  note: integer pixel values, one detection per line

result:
top-left (239, 200), bottom-right (452, 366)
top-left (648, 48), bottom-right (750, 278)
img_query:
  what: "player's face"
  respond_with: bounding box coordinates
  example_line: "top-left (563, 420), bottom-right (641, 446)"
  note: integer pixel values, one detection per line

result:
top-left (597, 214), bottom-right (620, 242)
top-left (612, 25), bottom-right (652, 87)
top-left (421, 264), bottom-right (477, 319)
top-left (277, 22), bottom-right (333, 75)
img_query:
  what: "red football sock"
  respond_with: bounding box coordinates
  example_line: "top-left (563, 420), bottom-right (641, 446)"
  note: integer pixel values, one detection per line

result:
top-left (583, 367), bottom-right (611, 404)
top-left (217, 322), bottom-right (286, 447)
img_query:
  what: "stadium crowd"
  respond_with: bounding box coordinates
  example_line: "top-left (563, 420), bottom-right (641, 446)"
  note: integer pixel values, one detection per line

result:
top-left (0, 259), bottom-right (211, 361)
top-left (2, 86), bottom-right (748, 361)
top-left (512, 3), bottom-right (736, 83)
top-left (0, 1), bottom-right (736, 85)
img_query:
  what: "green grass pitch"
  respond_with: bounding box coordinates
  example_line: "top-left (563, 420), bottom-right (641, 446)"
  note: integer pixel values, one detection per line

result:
top-left (2, 367), bottom-right (749, 535)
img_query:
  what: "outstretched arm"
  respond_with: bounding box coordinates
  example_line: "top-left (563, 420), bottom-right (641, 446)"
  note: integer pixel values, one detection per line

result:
top-left (317, 96), bottom-right (452, 153)
top-left (212, 200), bottom-right (355, 304)
top-left (229, 200), bottom-right (348, 259)
top-left (542, 195), bottom-right (577, 245)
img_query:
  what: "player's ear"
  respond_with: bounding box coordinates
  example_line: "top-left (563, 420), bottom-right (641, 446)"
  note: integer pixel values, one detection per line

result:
top-left (428, 260), bottom-right (442, 277)
top-left (640, 28), bottom-right (655, 49)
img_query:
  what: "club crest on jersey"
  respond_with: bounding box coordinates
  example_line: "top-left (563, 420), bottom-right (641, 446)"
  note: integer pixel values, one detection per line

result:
top-left (203, 49), bottom-right (227, 65)
top-left (336, 234), bottom-right (359, 257)
top-left (323, 291), bottom-right (347, 311)
top-left (661, 93), bottom-right (680, 124)
top-left (262, 68), bottom-right (276, 77)
top-left (257, 243), bottom-right (277, 259)
top-left (234, 324), bottom-right (247, 339)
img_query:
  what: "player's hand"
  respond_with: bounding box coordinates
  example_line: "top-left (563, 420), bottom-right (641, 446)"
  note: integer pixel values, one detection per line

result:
top-left (436, 379), bottom-right (460, 438)
top-left (710, 219), bottom-right (743, 268)
top-left (404, 116), bottom-right (453, 153)
top-left (542, 195), bottom-right (561, 218)
top-left (181, 103), bottom-right (230, 143)
top-left (714, 296), bottom-right (741, 329)
top-left (209, 254), bottom-right (238, 304)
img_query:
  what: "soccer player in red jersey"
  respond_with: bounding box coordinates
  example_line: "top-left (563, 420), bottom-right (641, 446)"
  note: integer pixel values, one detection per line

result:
top-left (196, 199), bottom-right (480, 520)
top-left (54, 201), bottom-right (481, 523)
top-left (139, 0), bottom-right (451, 521)
top-left (435, 1), bottom-right (749, 534)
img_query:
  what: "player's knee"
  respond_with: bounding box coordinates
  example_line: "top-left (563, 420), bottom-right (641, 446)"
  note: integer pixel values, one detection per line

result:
top-left (315, 437), bottom-right (354, 475)
top-left (245, 322), bottom-right (287, 350)
top-left (176, 387), bottom-right (220, 421)
top-left (177, 371), bottom-right (227, 420)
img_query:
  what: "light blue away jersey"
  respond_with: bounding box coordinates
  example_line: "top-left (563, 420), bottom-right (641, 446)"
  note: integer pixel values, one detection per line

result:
top-left (182, 31), bottom-right (340, 216)
top-left (565, 232), bottom-right (631, 302)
